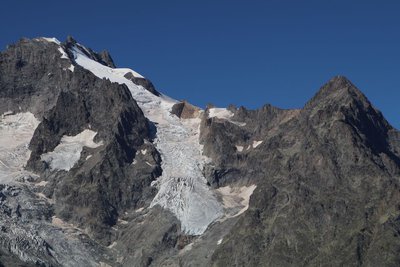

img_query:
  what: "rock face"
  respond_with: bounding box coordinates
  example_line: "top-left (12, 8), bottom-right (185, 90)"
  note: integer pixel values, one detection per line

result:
top-left (204, 76), bottom-right (400, 266)
top-left (171, 101), bottom-right (202, 119)
top-left (0, 37), bottom-right (399, 267)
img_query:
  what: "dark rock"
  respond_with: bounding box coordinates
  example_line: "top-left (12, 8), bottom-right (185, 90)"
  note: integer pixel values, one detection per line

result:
top-left (207, 76), bottom-right (400, 266)
top-left (123, 72), bottom-right (160, 96)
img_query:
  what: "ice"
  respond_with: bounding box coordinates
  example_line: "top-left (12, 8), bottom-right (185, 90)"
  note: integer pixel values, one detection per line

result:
top-left (41, 129), bottom-right (103, 171)
top-left (73, 46), bottom-right (223, 235)
top-left (0, 112), bottom-right (40, 184)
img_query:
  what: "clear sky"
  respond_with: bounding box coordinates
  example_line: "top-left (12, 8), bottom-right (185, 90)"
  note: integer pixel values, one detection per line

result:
top-left (1, 0), bottom-right (399, 128)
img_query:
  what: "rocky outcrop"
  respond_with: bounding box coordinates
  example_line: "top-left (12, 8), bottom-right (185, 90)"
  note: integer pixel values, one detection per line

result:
top-left (0, 37), bottom-right (162, 248)
top-left (171, 101), bottom-right (202, 119)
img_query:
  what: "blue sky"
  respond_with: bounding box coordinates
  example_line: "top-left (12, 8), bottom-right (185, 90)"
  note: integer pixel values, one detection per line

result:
top-left (1, 0), bottom-right (399, 128)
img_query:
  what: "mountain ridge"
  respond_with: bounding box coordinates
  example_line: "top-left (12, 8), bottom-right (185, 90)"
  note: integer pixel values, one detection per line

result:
top-left (0, 36), bottom-right (399, 267)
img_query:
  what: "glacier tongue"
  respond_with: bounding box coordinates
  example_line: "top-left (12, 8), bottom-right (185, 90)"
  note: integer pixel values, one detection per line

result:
top-left (72, 46), bottom-right (223, 235)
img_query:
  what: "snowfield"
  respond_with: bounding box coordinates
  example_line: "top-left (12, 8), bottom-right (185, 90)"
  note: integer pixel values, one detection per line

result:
top-left (41, 129), bottom-right (103, 171)
top-left (0, 112), bottom-right (40, 184)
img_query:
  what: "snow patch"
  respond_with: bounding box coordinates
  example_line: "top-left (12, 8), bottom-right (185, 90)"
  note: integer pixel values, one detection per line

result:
top-left (217, 185), bottom-right (257, 220)
top-left (108, 242), bottom-right (117, 249)
top-left (236, 145), bottom-right (244, 152)
top-left (252, 140), bottom-right (263, 148)
top-left (141, 149), bottom-right (147, 155)
top-left (208, 108), bottom-right (246, 126)
top-left (217, 238), bottom-right (223, 245)
top-left (208, 108), bottom-right (234, 120)
top-left (135, 207), bottom-right (144, 213)
top-left (68, 65), bottom-right (75, 72)
top-left (0, 112), bottom-right (40, 184)
top-left (41, 129), bottom-right (103, 171)
top-left (58, 47), bottom-right (68, 59)
top-left (35, 181), bottom-right (48, 187)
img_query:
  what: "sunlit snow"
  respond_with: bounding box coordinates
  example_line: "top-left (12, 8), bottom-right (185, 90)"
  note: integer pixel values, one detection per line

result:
top-left (40, 37), bottom-right (61, 45)
top-left (41, 129), bottom-right (103, 171)
top-left (0, 112), bottom-right (40, 184)
top-left (208, 108), bottom-right (246, 126)
top-left (236, 145), bottom-right (244, 152)
top-left (72, 47), bottom-right (144, 79)
top-left (252, 140), bottom-right (263, 148)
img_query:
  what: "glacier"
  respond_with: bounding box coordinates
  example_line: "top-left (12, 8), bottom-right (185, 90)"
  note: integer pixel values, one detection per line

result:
top-left (72, 45), bottom-right (223, 235)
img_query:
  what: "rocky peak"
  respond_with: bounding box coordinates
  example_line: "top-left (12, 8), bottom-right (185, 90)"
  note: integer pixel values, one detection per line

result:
top-left (304, 75), bottom-right (391, 131)
top-left (305, 76), bottom-right (369, 110)
top-left (98, 50), bottom-right (116, 68)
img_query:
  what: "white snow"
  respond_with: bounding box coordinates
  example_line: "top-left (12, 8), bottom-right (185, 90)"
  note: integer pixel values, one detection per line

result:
top-left (141, 149), bottom-right (147, 155)
top-left (41, 129), bottom-right (103, 171)
top-left (208, 108), bottom-right (246, 126)
top-left (236, 145), bottom-right (244, 152)
top-left (217, 238), bottom-right (223, 245)
top-left (40, 37), bottom-right (74, 71)
top-left (73, 46), bottom-right (223, 235)
top-left (72, 46), bottom-right (144, 80)
top-left (58, 47), bottom-right (68, 59)
top-left (41, 37), bottom-right (61, 45)
top-left (252, 140), bottom-right (263, 148)
top-left (208, 108), bottom-right (234, 120)
top-left (0, 112), bottom-right (40, 184)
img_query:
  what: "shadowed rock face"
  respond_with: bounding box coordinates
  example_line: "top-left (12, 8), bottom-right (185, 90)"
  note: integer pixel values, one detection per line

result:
top-left (1, 37), bottom-right (400, 267)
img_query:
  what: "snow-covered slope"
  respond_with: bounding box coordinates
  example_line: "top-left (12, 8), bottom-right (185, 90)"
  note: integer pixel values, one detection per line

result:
top-left (41, 129), bottom-right (103, 171)
top-left (0, 112), bottom-right (40, 184)
top-left (72, 45), bottom-right (223, 235)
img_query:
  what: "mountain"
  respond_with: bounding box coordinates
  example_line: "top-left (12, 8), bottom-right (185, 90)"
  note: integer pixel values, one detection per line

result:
top-left (0, 37), bottom-right (399, 267)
